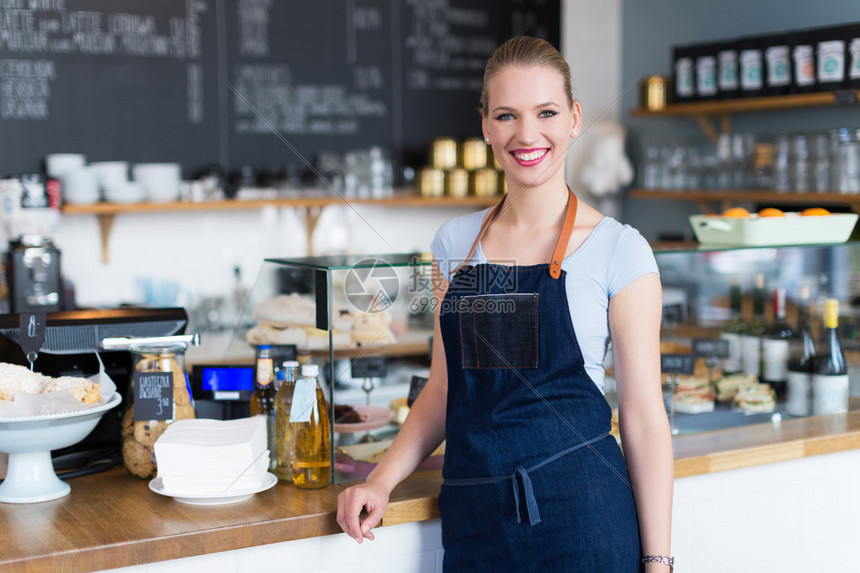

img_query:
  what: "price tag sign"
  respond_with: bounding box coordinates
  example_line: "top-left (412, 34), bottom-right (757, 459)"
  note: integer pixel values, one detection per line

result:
top-left (692, 338), bottom-right (730, 358)
top-left (662, 303), bottom-right (684, 324)
top-left (350, 357), bottom-right (388, 378)
top-left (18, 312), bottom-right (46, 364)
top-left (660, 354), bottom-right (696, 375)
top-left (133, 371), bottom-right (174, 421)
top-left (407, 375), bottom-right (428, 407)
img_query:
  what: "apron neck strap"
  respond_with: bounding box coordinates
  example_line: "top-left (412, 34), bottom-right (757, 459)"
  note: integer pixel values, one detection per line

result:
top-left (549, 188), bottom-right (578, 279)
top-left (452, 188), bottom-right (578, 279)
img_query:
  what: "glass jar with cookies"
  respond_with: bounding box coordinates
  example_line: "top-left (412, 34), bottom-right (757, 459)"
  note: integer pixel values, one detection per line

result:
top-left (121, 343), bottom-right (195, 479)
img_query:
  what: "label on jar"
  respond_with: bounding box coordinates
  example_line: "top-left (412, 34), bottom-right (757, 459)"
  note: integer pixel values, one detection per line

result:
top-left (289, 378), bottom-right (316, 423)
top-left (793, 44), bottom-right (816, 86)
top-left (134, 371), bottom-right (174, 421)
top-left (675, 57), bottom-right (694, 97)
top-left (696, 55), bottom-right (717, 97)
top-left (740, 334), bottom-right (761, 376)
top-left (718, 50), bottom-right (739, 91)
top-left (765, 45), bottom-right (791, 86)
top-left (740, 49), bottom-right (763, 91)
top-left (720, 332), bottom-right (743, 372)
top-left (762, 338), bottom-right (790, 381)
top-left (849, 38), bottom-right (860, 80)
top-left (812, 373), bottom-right (849, 415)
top-left (817, 40), bottom-right (846, 83)
top-left (786, 370), bottom-right (811, 416)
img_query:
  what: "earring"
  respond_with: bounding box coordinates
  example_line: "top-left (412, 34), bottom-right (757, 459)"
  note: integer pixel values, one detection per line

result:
top-left (571, 130), bottom-right (579, 137)
top-left (485, 137), bottom-right (490, 143)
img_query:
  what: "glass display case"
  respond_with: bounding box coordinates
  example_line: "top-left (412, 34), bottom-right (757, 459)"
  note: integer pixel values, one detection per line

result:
top-left (223, 253), bottom-right (438, 484)
top-left (649, 240), bottom-right (860, 436)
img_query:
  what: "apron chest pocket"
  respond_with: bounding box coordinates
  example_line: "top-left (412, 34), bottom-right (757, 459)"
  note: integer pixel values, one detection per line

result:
top-left (459, 293), bottom-right (539, 369)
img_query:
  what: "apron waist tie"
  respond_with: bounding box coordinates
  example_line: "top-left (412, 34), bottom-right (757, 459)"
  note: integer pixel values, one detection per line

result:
top-left (443, 432), bottom-right (611, 527)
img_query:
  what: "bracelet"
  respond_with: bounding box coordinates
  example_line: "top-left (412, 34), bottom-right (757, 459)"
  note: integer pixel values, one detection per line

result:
top-left (642, 555), bottom-right (674, 570)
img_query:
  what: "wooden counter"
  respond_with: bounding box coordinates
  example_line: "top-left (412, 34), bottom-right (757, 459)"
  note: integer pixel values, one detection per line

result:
top-left (3, 410), bottom-right (860, 572)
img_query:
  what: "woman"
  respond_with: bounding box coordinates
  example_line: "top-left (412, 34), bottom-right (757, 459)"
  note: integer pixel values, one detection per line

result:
top-left (337, 36), bottom-right (673, 572)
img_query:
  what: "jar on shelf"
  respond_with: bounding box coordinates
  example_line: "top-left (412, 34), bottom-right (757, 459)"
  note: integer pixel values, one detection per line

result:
top-left (121, 343), bottom-right (195, 479)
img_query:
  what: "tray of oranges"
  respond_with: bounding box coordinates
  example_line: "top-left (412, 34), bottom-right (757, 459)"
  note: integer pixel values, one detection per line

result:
top-left (689, 207), bottom-right (858, 247)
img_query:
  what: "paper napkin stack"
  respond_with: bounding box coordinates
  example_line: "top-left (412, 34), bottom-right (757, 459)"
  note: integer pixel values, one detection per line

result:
top-left (154, 416), bottom-right (269, 494)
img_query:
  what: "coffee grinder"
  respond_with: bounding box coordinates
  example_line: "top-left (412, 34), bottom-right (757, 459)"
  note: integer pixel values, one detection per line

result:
top-left (0, 174), bottom-right (63, 313)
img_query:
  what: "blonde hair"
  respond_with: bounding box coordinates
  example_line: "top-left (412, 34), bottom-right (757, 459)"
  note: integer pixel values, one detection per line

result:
top-left (480, 36), bottom-right (574, 116)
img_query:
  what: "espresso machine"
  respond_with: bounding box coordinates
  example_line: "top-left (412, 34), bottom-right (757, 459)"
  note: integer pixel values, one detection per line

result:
top-left (0, 174), bottom-right (63, 313)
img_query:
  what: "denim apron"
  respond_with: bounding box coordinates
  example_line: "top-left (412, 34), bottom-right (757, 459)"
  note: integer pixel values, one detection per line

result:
top-left (437, 191), bottom-right (642, 571)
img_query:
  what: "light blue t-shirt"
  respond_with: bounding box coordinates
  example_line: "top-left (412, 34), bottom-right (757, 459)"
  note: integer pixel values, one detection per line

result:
top-left (430, 208), bottom-right (659, 392)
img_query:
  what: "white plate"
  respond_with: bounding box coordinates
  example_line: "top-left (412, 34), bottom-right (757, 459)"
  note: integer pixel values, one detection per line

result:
top-left (149, 471), bottom-right (277, 505)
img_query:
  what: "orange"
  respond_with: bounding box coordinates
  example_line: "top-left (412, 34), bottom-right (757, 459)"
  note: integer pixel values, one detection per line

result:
top-left (722, 207), bottom-right (751, 218)
top-left (757, 208), bottom-right (785, 217)
top-left (800, 207), bottom-right (831, 216)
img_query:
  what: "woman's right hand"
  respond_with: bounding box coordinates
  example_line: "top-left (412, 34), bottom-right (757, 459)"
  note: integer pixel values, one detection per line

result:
top-left (336, 479), bottom-right (391, 543)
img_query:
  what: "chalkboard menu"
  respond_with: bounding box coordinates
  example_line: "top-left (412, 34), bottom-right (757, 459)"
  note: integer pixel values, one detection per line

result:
top-left (0, 0), bottom-right (559, 178)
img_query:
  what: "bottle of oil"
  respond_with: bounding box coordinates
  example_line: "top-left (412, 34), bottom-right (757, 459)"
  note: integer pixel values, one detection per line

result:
top-left (250, 345), bottom-right (277, 470)
top-left (289, 363), bottom-right (331, 488)
top-left (273, 360), bottom-right (299, 481)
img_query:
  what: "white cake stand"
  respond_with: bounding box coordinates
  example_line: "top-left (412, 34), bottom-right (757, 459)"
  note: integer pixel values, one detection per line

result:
top-left (0, 393), bottom-right (122, 504)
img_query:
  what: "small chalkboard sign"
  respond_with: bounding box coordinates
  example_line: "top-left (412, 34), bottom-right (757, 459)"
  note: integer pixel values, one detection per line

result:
top-left (407, 375), bottom-right (428, 407)
top-left (662, 303), bottom-right (684, 324)
top-left (692, 338), bottom-right (730, 358)
top-left (660, 354), bottom-right (696, 375)
top-left (133, 371), bottom-right (174, 421)
top-left (834, 89), bottom-right (857, 106)
top-left (350, 357), bottom-right (388, 379)
top-left (18, 312), bottom-right (46, 363)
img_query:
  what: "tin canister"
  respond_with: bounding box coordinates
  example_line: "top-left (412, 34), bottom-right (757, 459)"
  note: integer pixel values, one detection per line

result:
top-left (640, 75), bottom-right (668, 110)
top-left (460, 138), bottom-right (488, 170)
top-left (471, 168), bottom-right (498, 197)
top-left (445, 168), bottom-right (469, 198)
top-left (430, 138), bottom-right (458, 169)
top-left (418, 168), bottom-right (445, 197)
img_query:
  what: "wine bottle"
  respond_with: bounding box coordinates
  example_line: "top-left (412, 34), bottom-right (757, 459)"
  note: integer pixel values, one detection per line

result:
top-left (786, 286), bottom-right (816, 416)
top-left (761, 287), bottom-right (793, 397)
top-left (250, 344), bottom-right (277, 470)
top-left (273, 360), bottom-right (299, 481)
top-left (740, 274), bottom-right (766, 378)
top-left (290, 363), bottom-right (331, 488)
top-left (812, 299), bottom-right (849, 416)
top-left (720, 278), bottom-right (746, 373)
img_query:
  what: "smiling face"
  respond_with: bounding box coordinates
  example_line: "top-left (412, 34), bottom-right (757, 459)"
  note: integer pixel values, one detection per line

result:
top-left (482, 65), bottom-right (581, 192)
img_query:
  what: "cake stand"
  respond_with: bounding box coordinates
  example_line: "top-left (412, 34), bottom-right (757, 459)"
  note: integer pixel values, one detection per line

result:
top-left (0, 393), bottom-right (122, 504)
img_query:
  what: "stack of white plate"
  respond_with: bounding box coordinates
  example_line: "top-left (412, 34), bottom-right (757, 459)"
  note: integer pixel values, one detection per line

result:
top-left (90, 162), bottom-right (144, 203)
top-left (60, 166), bottom-right (99, 205)
top-left (45, 154), bottom-right (86, 179)
top-left (132, 163), bottom-right (181, 202)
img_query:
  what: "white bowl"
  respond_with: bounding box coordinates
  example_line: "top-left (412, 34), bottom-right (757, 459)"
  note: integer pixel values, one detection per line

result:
top-left (45, 154), bottom-right (86, 177)
top-left (89, 161), bottom-right (129, 190)
top-left (104, 181), bottom-right (145, 203)
top-left (0, 393), bottom-right (122, 504)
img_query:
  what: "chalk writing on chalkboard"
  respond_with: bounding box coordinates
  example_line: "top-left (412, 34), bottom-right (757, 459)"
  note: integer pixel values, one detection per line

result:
top-left (134, 371), bottom-right (174, 421)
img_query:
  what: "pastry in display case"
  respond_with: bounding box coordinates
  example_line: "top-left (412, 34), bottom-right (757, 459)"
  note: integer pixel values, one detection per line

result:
top-left (223, 253), bottom-right (437, 484)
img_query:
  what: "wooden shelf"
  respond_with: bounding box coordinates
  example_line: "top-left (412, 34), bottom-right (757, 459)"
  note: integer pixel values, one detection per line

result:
top-left (61, 189), bottom-right (500, 216)
top-left (630, 90), bottom-right (860, 118)
top-left (628, 188), bottom-right (860, 214)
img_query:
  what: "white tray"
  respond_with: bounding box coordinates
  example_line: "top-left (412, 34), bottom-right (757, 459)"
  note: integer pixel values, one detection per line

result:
top-left (689, 213), bottom-right (858, 247)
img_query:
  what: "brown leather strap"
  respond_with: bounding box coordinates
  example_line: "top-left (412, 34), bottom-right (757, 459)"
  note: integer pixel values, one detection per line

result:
top-left (451, 188), bottom-right (577, 279)
top-left (549, 189), bottom-right (578, 279)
